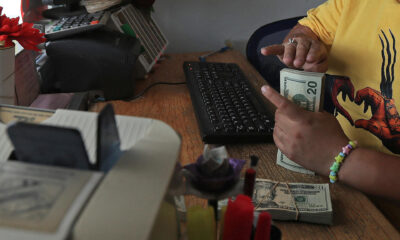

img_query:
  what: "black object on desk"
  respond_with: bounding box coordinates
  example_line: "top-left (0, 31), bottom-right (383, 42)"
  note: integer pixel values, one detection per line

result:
top-left (7, 122), bottom-right (93, 170)
top-left (96, 104), bottom-right (123, 172)
top-left (7, 104), bottom-right (122, 172)
top-left (183, 61), bottom-right (274, 144)
top-left (38, 29), bottom-right (141, 100)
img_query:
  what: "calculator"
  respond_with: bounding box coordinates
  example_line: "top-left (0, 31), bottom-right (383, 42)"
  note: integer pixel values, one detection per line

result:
top-left (45, 11), bottom-right (110, 40)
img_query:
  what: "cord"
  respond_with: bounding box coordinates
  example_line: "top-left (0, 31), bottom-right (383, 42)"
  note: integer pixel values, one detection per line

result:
top-left (123, 81), bottom-right (186, 101)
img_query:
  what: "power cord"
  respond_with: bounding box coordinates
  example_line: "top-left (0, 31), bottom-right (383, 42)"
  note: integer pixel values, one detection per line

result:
top-left (123, 81), bottom-right (186, 101)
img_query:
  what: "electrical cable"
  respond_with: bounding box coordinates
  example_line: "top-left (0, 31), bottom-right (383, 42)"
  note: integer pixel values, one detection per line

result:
top-left (123, 81), bottom-right (186, 101)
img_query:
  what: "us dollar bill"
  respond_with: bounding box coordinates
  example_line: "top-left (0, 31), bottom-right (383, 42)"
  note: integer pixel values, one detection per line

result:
top-left (276, 68), bottom-right (325, 175)
top-left (253, 178), bottom-right (332, 225)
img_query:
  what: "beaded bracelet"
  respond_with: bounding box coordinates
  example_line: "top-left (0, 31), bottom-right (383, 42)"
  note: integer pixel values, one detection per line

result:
top-left (329, 141), bottom-right (357, 183)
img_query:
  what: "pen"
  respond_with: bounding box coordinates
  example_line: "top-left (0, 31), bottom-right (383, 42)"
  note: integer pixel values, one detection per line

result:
top-left (199, 40), bottom-right (233, 62)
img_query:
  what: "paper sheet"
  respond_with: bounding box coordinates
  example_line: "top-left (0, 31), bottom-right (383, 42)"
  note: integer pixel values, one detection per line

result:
top-left (0, 124), bottom-right (13, 163)
top-left (42, 109), bottom-right (153, 163)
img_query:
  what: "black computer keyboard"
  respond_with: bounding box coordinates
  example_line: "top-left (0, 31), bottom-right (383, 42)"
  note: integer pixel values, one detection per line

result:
top-left (183, 61), bottom-right (274, 144)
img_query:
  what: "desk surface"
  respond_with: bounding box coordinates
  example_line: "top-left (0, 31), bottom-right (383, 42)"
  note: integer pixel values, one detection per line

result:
top-left (92, 50), bottom-right (399, 239)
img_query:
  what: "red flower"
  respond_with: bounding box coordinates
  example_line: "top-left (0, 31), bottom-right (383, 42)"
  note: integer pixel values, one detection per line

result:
top-left (0, 6), bottom-right (46, 51)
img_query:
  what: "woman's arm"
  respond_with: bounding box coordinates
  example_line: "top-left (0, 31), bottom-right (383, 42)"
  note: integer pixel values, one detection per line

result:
top-left (339, 148), bottom-right (400, 200)
top-left (261, 85), bottom-right (400, 200)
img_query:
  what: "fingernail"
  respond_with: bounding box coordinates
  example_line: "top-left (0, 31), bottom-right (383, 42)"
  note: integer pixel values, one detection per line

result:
top-left (261, 85), bottom-right (269, 94)
top-left (260, 48), bottom-right (267, 54)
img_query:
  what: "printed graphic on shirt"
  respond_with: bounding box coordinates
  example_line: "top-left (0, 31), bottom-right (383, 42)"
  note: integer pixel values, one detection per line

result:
top-left (328, 30), bottom-right (400, 154)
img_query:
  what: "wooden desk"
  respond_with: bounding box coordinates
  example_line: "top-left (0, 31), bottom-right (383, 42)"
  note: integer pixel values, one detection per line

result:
top-left (92, 50), bottom-right (399, 239)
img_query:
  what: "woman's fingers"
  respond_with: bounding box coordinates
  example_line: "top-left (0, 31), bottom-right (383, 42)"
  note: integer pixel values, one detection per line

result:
top-left (261, 85), bottom-right (305, 120)
top-left (261, 44), bottom-right (285, 56)
top-left (293, 37), bottom-right (311, 68)
top-left (282, 41), bottom-right (297, 67)
top-left (306, 40), bottom-right (327, 63)
top-left (273, 125), bottom-right (287, 152)
top-left (261, 36), bottom-right (328, 71)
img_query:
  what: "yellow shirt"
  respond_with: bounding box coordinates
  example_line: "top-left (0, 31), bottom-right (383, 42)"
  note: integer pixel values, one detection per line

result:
top-left (299, 0), bottom-right (400, 155)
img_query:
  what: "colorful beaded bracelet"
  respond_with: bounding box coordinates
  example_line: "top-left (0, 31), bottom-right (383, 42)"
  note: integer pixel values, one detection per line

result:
top-left (329, 141), bottom-right (357, 183)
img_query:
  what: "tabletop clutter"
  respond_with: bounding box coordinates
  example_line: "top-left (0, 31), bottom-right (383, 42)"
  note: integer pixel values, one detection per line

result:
top-left (180, 144), bottom-right (333, 240)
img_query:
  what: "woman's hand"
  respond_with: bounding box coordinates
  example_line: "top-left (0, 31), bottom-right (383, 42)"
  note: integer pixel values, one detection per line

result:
top-left (261, 85), bottom-right (348, 175)
top-left (261, 24), bottom-right (329, 73)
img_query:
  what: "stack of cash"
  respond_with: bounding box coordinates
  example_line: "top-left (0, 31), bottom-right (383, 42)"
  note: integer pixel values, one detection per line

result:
top-left (82, 0), bottom-right (122, 13)
top-left (253, 178), bottom-right (332, 225)
top-left (276, 68), bottom-right (325, 175)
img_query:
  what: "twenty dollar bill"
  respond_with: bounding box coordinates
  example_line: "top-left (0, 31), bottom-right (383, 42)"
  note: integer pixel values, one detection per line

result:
top-left (276, 68), bottom-right (325, 175)
top-left (253, 178), bottom-right (332, 225)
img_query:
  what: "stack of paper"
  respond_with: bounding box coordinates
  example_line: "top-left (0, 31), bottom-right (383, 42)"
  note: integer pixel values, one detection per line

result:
top-left (253, 179), bottom-right (333, 225)
top-left (82, 0), bottom-right (122, 13)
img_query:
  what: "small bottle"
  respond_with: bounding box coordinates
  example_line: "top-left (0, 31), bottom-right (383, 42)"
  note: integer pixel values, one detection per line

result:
top-left (243, 155), bottom-right (259, 198)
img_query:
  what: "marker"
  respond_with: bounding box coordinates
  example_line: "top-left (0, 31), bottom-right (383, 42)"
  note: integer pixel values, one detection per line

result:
top-left (222, 195), bottom-right (254, 240)
top-left (244, 155), bottom-right (259, 198)
top-left (255, 212), bottom-right (272, 240)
